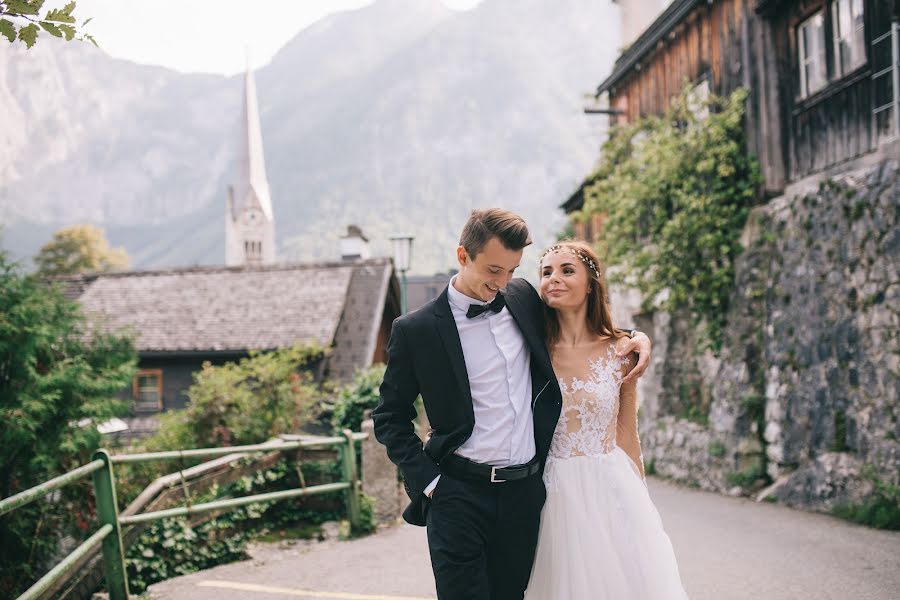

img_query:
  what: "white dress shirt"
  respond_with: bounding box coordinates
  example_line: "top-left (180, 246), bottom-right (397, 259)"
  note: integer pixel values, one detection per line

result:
top-left (425, 276), bottom-right (535, 495)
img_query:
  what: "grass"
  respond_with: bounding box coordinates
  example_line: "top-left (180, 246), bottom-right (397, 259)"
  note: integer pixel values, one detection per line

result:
top-left (831, 477), bottom-right (900, 530)
top-left (255, 522), bottom-right (323, 543)
top-left (726, 463), bottom-right (767, 488)
top-left (708, 440), bottom-right (727, 458)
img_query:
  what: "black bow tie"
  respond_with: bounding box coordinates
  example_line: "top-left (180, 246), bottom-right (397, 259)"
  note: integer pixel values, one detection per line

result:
top-left (466, 292), bottom-right (506, 318)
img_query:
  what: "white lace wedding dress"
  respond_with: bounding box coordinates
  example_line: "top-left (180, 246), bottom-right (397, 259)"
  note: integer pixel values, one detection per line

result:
top-left (525, 339), bottom-right (689, 599)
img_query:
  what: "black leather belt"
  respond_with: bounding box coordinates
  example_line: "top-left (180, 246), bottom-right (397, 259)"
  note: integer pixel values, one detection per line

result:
top-left (441, 453), bottom-right (541, 483)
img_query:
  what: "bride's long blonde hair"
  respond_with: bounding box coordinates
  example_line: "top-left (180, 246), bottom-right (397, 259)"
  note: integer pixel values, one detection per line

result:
top-left (539, 240), bottom-right (626, 349)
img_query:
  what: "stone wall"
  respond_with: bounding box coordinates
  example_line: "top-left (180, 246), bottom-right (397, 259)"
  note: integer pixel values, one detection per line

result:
top-left (361, 418), bottom-right (401, 523)
top-left (622, 152), bottom-right (899, 512)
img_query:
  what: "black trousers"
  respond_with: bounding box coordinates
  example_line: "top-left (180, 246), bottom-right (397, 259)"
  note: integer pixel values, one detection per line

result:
top-left (425, 471), bottom-right (546, 600)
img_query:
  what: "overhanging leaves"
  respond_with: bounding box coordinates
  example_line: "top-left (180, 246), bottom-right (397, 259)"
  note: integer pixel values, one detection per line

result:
top-left (0, 18), bottom-right (14, 42)
top-left (44, 1), bottom-right (76, 23)
top-left (4, 0), bottom-right (44, 16)
top-left (57, 22), bottom-right (74, 40)
top-left (1, 1), bottom-right (93, 49)
top-left (38, 20), bottom-right (61, 37)
top-left (16, 21), bottom-right (37, 47)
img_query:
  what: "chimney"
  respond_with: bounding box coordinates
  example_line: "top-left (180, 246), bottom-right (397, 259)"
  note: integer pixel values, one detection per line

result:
top-left (340, 225), bottom-right (371, 261)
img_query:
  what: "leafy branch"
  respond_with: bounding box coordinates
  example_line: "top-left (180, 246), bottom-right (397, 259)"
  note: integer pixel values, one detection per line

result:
top-left (0, 0), bottom-right (95, 49)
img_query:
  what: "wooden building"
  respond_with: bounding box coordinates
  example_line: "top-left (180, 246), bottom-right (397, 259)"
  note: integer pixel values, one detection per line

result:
top-left (60, 258), bottom-right (400, 437)
top-left (566, 0), bottom-right (899, 232)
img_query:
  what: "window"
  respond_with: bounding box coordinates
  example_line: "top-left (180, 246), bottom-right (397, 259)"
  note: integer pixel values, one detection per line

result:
top-left (798, 12), bottom-right (827, 98)
top-left (870, 6), bottom-right (898, 138)
top-left (687, 78), bottom-right (711, 120)
top-left (244, 240), bottom-right (262, 262)
top-left (797, 1), bottom-right (868, 101)
top-left (133, 369), bottom-right (163, 412)
top-left (832, 0), bottom-right (866, 76)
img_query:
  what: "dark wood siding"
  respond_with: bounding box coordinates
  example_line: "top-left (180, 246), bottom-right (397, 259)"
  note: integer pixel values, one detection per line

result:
top-left (609, 0), bottom-right (785, 191)
top-left (119, 354), bottom-right (246, 412)
top-left (603, 0), bottom-right (895, 192)
top-left (769, 0), bottom-right (888, 181)
top-left (119, 351), bottom-right (327, 414)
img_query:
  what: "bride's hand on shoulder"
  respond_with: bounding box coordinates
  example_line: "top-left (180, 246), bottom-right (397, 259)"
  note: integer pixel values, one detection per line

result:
top-left (616, 332), bottom-right (652, 384)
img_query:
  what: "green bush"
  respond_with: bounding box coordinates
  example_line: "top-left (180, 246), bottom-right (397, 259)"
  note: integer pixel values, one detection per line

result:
top-left (148, 344), bottom-right (326, 451)
top-left (330, 364), bottom-right (386, 433)
top-left (116, 344), bottom-right (329, 509)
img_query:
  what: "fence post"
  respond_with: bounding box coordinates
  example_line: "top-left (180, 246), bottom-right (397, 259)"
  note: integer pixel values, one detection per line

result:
top-left (341, 429), bottom-right (361, 531)
top-left (91, 449), bottom-right (130, 600)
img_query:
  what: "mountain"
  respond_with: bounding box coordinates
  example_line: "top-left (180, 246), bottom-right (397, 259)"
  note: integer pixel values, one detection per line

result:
top-left (0, 0), bottom-right (620, 274)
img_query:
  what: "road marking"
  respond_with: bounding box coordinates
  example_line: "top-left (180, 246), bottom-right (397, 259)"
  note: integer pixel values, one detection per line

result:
top-left (196, 580), bottom-right (436, 600)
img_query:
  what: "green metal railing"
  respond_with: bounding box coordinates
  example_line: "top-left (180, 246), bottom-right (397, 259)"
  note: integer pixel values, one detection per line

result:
top-left (0, 429), bottom-right (367, 600)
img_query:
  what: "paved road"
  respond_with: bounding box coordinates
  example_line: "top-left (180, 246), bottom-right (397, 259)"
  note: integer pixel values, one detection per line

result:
top-left (147, 478), bottom-right (900, 600)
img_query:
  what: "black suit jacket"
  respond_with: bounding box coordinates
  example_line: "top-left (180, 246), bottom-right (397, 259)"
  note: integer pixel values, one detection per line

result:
top-left (372, 278), bottom-right (563, 525)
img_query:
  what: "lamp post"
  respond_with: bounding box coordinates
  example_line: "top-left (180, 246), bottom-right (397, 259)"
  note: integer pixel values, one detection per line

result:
top-left (390, 234), bottom-right (414, 314)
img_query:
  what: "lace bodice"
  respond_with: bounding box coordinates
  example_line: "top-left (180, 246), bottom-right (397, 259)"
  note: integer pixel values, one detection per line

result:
top-left (546, 339), bottom-right (643, 478)
top-left (550, 341), bottom-right (629, 459)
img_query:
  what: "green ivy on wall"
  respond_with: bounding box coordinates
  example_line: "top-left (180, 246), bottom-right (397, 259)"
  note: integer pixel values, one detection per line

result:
top-left (580, 85), bottom-right (761, 351)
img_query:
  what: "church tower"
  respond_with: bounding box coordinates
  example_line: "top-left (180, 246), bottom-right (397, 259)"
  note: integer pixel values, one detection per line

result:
top-left (226, 66), bottom-right (276, 266)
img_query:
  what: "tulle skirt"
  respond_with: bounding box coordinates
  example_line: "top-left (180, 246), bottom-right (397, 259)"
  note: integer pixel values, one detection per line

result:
top-left (525, 447), bottom-right (689, 600)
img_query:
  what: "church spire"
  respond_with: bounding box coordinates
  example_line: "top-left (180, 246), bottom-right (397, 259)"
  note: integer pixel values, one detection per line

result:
top-left (234, 66), bottom-right (273, 221)
top-left (226, 65), bottom-right (276, 266)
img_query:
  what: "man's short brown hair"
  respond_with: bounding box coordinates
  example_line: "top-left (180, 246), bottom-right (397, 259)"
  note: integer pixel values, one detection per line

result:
top-left (459, 208), bottom-right (532, 258)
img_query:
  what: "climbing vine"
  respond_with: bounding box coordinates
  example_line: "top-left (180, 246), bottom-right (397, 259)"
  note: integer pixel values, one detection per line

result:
top-left (579, 85), bottom-right (761, 350)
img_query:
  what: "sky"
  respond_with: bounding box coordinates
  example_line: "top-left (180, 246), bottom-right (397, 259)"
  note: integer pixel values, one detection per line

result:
top-left (48, 0), bottom-right (484, 75)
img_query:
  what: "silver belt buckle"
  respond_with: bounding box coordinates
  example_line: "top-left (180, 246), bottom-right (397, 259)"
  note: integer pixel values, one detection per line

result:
top-left (490, 466), bottom-right (506, 483)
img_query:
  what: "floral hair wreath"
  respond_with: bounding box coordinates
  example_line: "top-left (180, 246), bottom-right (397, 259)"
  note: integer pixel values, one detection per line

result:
top-left (541, 244), bottom-right (601, 280)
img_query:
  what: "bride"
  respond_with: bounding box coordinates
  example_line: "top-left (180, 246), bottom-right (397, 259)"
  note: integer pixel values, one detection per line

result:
top-left (525, 241), bottom-right (689, 599)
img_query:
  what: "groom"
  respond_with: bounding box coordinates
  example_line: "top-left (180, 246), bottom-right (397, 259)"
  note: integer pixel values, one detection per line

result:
top-left (373, 209), bottom-right (651, 600)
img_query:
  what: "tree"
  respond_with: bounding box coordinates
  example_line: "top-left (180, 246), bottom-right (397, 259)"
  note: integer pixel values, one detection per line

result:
top-left (34, 224), bottom-right (129, 276)
top-left (0, 0), bottom-right (95, 48)
top-left (0, 250), bottom-right (137, 597)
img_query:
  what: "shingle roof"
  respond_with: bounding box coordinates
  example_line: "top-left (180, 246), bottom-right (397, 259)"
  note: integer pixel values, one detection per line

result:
top-left (329, 260), bottom-right (396, 381)
top-left (62, 261), bottom-right (390, 353)
top-left (594, 0), bottom-right (700, 97)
